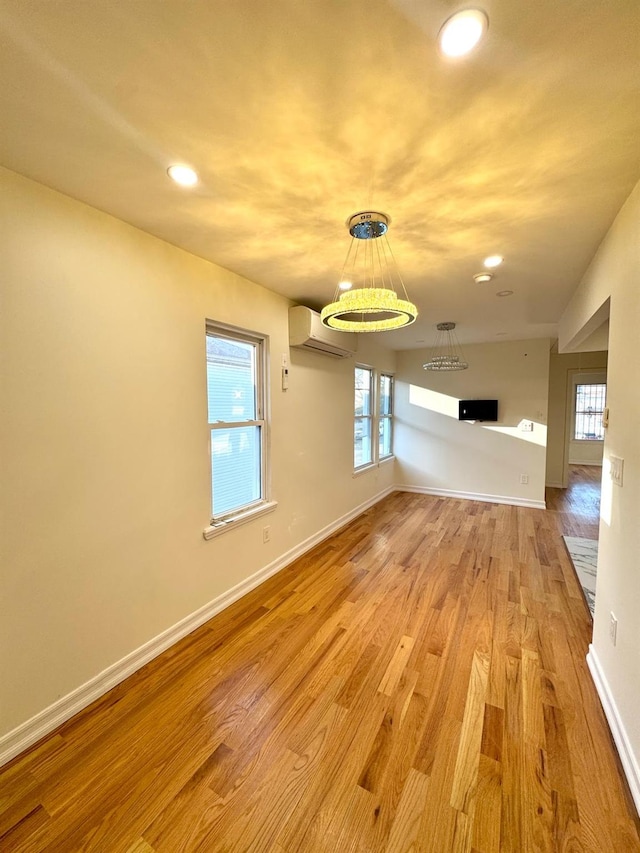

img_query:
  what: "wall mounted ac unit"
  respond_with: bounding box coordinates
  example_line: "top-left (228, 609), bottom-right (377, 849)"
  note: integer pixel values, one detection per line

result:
top-left (289, 306), bottom-right (357, 358)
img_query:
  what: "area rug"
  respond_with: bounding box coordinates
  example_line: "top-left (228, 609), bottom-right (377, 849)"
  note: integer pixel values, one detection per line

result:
top-left (562, 536), bottom-right (598, 617)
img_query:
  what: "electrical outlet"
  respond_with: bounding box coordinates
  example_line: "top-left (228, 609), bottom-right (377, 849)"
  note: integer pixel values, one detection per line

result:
top-left (520, 474), bottom-right (529, 485)
top-left (609, 612), bottom-right (618, 646)
top-left (262, 525), bottom-right (271, 544)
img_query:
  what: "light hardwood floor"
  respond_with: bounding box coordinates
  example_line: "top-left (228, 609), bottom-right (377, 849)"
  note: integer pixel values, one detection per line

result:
top-left (545, 464), bottom-right (602, 539)
top-left (2, 489), bottom-right (638, 852)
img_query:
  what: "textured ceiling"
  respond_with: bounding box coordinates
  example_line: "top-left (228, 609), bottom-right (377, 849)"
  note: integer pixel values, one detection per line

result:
top-left (1, 0), bottom-right (638, 348)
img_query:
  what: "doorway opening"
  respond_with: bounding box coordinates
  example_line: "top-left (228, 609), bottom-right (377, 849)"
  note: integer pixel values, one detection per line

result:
top-left (545, 326), bottom-right (609, 619)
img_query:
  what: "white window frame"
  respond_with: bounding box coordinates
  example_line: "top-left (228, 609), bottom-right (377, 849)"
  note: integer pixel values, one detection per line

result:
top-left (354, 364), bottom-right (375, 470)
top-left (354, 365), bottom-right (395, 474)
top-left (379, 372), bottom-right (394, 460)
top-left (203, 320), bottom-right (276, 540)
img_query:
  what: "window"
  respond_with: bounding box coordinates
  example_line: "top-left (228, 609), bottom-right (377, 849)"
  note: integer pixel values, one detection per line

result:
top-left (206, 322), bottom-right (271, 529)
top-left (379, 373), bottom-right (394, 459)
top-left (354, 366), bottom-right (373, 468)
top-left (574, 383), bottom-right (606, 441)
top-left (354, 366), bottom-right (394, 470)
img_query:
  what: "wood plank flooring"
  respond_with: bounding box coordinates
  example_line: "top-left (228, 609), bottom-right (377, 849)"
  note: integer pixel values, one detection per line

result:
top-left (545, 465), bottom-right (602, 539)
top-left (2, 490), bottom-right (638, 852)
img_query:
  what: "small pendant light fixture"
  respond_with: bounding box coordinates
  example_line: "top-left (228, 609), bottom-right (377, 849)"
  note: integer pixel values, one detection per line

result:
top-left (423, 322), bottom-right (469, 371)
top-left (321, 211), bottom-right (418, 333)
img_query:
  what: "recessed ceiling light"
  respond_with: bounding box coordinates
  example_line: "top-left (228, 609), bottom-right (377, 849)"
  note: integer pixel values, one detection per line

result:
top-left (484, 255), bottom-right (503, 268)
top-left (338, 280), bottom-right (352, 291)
top-left (167, 164), bottom-right (199, 186)
top-left (473, 272), bottom-right (494, 284)
top-left (438, 9), bottom-right (489, 58)
top-left (496, 290), bottom-right (514, 297)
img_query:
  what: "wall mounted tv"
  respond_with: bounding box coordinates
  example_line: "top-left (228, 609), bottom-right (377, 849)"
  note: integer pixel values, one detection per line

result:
top-left (458, 399), bottom-right (498, 422)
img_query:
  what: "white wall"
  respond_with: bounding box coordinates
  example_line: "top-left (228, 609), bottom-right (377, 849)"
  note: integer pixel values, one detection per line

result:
top-left (559, 179), bottom-right (640, 808)
top-left (577, 319), bottom-right (610, 353)
top-left (394, 339), bottom-right (550, 506)
top-left (0, 167), bottom-right (395, 743)
top-left (568, 440), bottom-right (604, 467)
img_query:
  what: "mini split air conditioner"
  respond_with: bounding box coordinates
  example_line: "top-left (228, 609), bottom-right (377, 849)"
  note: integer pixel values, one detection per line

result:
top-left (289, 306), bottom-right (357, 358)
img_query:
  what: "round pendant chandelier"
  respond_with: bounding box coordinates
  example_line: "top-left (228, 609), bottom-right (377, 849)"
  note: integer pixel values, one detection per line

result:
top-left (321, 212), bottom-right (418, 333)
top-left (423, 322), bottom-right (469, 371)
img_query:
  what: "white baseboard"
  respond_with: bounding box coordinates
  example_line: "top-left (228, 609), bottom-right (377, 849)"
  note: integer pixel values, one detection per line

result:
top-left (396, 484), bottom-right (546, 510)
top-left (0, 486), bottom-right (394, 768)
top-left (546, 481), bottom-right (565, 489)
top-left (587, 646), bottom-right (640, 815)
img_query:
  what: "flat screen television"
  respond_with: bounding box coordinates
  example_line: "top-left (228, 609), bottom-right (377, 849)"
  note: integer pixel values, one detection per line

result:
top-left (458, 399), bottom-right (498, 422)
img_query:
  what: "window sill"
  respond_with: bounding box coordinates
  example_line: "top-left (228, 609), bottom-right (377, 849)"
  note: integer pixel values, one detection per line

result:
top-left (203, 500), bottom-right (278, 540)
top-left (352, 456), bottom-right (395, 478)
top-left (353, 463), bottom-right (377, 477)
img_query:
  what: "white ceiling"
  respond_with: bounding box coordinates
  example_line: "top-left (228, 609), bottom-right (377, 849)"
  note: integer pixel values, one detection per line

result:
top-left (1, 0), bottom-right (638, 348)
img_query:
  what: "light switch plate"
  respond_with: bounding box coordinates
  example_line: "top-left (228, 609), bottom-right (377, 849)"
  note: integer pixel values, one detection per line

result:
top-left (610, 455), bottom-right (624, 486)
